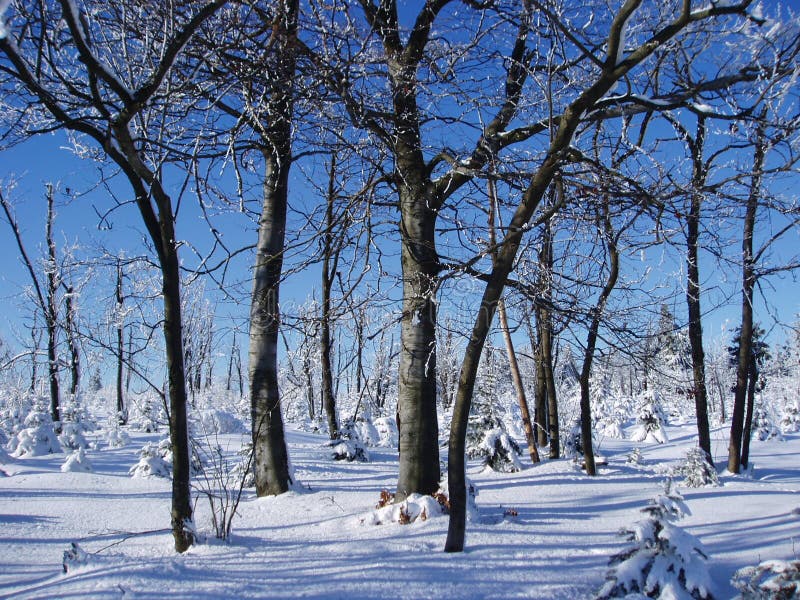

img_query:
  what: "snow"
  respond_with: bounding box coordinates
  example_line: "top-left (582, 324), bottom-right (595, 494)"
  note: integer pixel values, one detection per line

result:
top-left (1, 421), bottom-right (799, 598)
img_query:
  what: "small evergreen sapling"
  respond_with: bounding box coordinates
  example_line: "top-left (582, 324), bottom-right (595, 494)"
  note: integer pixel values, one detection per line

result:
top-left (732, 559), bottom-right (800, 598)
top-left (631, 391), bottom-right (669, 444)
top-left (673, 447), bottom-right (720, 488)
top-left (596, 480), bottom-right (714, 600)
top-left (129, 442), bottom-right (171, 478)
top-left (466, 413), bottom-right (522, 473)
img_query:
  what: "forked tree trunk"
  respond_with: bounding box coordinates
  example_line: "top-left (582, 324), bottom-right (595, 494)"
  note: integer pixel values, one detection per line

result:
top-left (728, 123), bottom-right (764, 474)
top-left (740, 357), bottom-right (757, 469)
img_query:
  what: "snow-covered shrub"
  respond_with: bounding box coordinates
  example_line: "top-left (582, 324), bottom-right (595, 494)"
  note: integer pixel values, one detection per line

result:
top-left (128, 395), bottom-right (163, 432)
top-left (752, 404), bottom-right (781, 442)
top-left (779, 400), bottom-right (800, 434)
top-left (329, 438), bottom-right (369, 462)
top-left (104, 422), bottom-right (130, 448)
top-left (129, 442), bottom-right (171, 478)
top-left (61, 448), bottom-right (93, 473)
top-left (192, 408), bottom-right (245, 435)
top-left (673, 447), bottom-right (720, 488)
top-left (373, 416), bottom-right (398, 448)
top-left (466, 413), bottom-right (522, 473)
top-left (364, 479), bottom-right (476, 526)
top-left (7, 409), bottom-right (61, 457)
top-left (58, 421), bottom-right (88, 451)
top-left (230, 442), bottom-right (255, 488)
top-left (630, 391), bottom-right (669, 444)
top-left (627, 448), bottom-right (644, 466)
top-left (596, 480), bottom-right (714, 600)
top-left (329, 418), bottom-right (370, 462)
top-left (732, 559), bottom-right (800, 599)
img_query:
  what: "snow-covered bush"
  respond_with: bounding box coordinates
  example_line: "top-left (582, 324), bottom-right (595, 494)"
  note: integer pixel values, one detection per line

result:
top-left (61, 448), bottom-right (93, 473)
top-left (127, 395), bottom-right (163, 432)
top-left (630, 391), bottom-right (669, 444)
top-left (58, 421), bottom-right (88, 451)
top-left (732, 559), bottom-right (800, 599)
top-left (673, 447), bottom-right (720, 488)
top-left (7, 409), bottom-right (61, 457)
top-left (596, 480), bottom-right (714, 600)
top-left (104, 422), bottom-right (130, 448)
top-left (373, 416), bottom-right (398, 448)
top-left (364, 478), bottom-right (477, 526)
top-left (752, 404), bottom-right (781, 442)
top-left (627, 448), bottom-right (644, 466)
top-left (129, 442), bottom-right (171, 478)
top-left (329, 418), bottom-right (369, 462)
top-left (191, 408), bottom-right (245, 435)
top-left (230, 442), bottom-right (255, 488)
top-left (779, 400), bottom-right (800, 434)
top-left (466, 413), bottom-right (522, 473)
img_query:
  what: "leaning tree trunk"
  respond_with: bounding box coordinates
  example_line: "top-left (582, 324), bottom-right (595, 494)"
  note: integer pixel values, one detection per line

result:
top-left (578, 205), bottom-right (620, 477)
top-left (249, 150), bottom-right (292, 497)
top-left (728, 123), bottom-right (764, 475)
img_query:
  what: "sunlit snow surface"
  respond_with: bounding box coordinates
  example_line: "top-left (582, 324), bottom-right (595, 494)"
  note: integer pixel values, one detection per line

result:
top-left (1, 422), bottom-right (798, 599)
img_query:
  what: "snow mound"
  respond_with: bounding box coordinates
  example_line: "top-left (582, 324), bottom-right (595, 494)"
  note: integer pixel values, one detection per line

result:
top-left (61, 448), bottom-right (93, 473)
top-left (363, 492), bottom-right (448, 525)
top-left (129, 442), bottom-right (171, 478)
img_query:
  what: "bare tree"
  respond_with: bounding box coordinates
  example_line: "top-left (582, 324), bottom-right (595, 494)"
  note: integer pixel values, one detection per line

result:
top-left (0, 0), bottom-right (229, 552)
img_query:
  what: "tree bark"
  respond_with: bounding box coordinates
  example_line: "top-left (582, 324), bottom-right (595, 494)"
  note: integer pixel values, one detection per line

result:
top-left (740, 356), bottom-right (757, 469)
top-left (44, 185), bottom-right (61, 426)
top-left (249, 149), bottom-right (293, 497)
top-left (321, 154), bottom-right (339, 440)
top-left (727, 123), bottom-right (764, 474)
top-left (116, 260), bottom-right (126, 422)
top-left (680, 115), bottom-right (713, 464)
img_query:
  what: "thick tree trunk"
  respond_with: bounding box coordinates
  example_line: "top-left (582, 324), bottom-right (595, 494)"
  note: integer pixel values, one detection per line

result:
top-left (249, 152), bottom-right (292, 497)
top-left (161, 239), bottom-right (194, 554)
top-left (395, 176), bottom-right (441, 499)
top-left (248, 0), bottom-right (298, 497)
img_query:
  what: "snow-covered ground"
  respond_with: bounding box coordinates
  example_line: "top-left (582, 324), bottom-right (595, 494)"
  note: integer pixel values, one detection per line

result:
top-left (1, 422), bottom-right (798, 599)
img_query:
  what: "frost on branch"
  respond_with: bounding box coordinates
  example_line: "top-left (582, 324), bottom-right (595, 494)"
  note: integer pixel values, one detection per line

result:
top-left (596, 480), bottom-right (714, 600)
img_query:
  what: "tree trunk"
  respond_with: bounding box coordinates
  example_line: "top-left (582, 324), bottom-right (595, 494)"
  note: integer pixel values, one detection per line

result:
top-left (248, 0), bottom-right (298, 497)
top-left (161, 238), bottom-right (194, 553)
top-left (44, 186), bottom-right (61, 426)
top-left (395, 174), bottom-right (441, 498)
top-left (116, 261), bottom-right (126, 422)
top-left (740, 357), bottom-right (757, 469)
top-left (499, 299), bottom-right (539, 464)
top-left (527, 315), bottom-right (549, 447)
top-left (321, 154), bottom-right (339, 440)
top-left (249, 150), bottom-right (292, 497)
top-left (684, 116), bottom-right (713, 464)
top-left (727, 124), bottom-right (764, 474)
